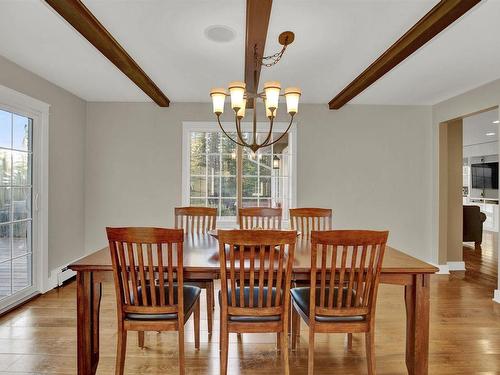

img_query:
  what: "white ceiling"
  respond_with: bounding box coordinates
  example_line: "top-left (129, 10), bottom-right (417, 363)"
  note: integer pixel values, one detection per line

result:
top-left (463, 108), bottom-right (499, 147)
top-left (0, 0), bottom-right (499, 105)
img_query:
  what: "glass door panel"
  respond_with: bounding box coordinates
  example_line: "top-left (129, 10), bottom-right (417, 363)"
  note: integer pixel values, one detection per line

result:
top-left (0, 109), bottom-right (32, 304)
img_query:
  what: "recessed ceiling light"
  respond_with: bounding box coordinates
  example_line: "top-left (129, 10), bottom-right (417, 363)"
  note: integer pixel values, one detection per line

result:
top-left (493, 120), bottom-right (500, 124)
top-left (204, 25), bottom-right (236, 43)
top-left (486, 132), bottom-right (496, 136)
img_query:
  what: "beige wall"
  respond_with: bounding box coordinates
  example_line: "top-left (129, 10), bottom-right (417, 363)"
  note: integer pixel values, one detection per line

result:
top-left (438, 120), bottom-right (463, 263)
top-left (0, 55), bottom-right (86, 272)
top-left (85, 102), bottom-right (434, 262)
top-left (447, 120), bottom-right (463, 263)
top-left (85, 102), bottom-right (213, 252)
top-left (438, 125), bottom-right (448, 265)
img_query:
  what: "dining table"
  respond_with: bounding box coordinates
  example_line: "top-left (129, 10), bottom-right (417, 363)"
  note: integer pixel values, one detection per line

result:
top-left (69, 232), bottom-right (438, 375)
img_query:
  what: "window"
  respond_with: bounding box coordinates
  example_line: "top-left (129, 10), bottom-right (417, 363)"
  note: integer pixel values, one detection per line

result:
top-left (183, 122), bottom-right (296, 223)
top-left (189, 131), bottom-right (237, 216)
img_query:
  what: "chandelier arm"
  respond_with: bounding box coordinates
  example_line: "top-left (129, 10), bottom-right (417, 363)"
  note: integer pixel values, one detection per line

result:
top-left (252, 94), bottom-right (257, 146)
top-left (216, 115), bottom-right (247, 147)
top-left (235, 117), bottom-right (248, 147)
top-left (260, 115), bottom-right (275, 147)
top-left (259, 114), bottom-right (295, 148)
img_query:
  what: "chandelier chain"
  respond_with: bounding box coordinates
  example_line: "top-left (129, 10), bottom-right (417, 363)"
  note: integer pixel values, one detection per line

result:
top-left (254, 44), bottom-right (288, 68)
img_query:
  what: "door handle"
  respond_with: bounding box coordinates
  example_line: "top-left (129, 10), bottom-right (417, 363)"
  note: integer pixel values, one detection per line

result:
top-left (34, 193), bottom-right (39, 212)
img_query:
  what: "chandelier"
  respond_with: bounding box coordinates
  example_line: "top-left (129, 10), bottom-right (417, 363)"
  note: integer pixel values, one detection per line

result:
top-left (210, 31), bottom-right (301, 153)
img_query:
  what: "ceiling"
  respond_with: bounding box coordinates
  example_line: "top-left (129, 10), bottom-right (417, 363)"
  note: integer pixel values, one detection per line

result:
top-left (0, 0), bottom-right (499, 105)
top-left (463, 108), bottom-right (499, 147)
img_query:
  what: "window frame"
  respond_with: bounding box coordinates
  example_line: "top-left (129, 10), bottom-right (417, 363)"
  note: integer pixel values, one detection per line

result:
top-left (182, 121), bottom-right (297, 227)
top-left (0, 84), bottom-right (49, 313)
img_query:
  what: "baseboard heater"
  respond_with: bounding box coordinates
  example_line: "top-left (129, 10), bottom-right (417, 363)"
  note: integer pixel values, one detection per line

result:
top-left (53, 266), bottom-right (76, 288)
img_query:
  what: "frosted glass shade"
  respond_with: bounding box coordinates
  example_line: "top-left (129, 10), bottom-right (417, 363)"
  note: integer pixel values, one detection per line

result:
top-left (284, 87), bottom-right (301, 114)
top-left (264, 81), bottom-right (281, 111)
top-left (210, 88), bottom-right (227, 114)
top-left (228, 81), bottom-right (246, 110)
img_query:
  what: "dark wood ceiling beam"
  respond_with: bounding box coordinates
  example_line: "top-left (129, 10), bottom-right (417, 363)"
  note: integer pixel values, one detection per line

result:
top-left (245, 0), bottom-right (273, 108)
top-left (45, 0), bottom-right (170, 107)
top-left (329, 0), bottom-right (481, 110)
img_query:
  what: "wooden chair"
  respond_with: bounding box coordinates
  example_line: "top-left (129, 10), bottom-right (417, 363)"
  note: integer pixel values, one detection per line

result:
top-left (175, 206), bottom-right (217, 234)
top-left (218, 229), bottom-right (296, 375)
top-left (289, 208), bottom-right (332, 237)
top-left (291, 230), bottom-right (388, 375)
top-left (238, 207), bottom-right (282, 229)
top-left (107, 227), bottom-right (201, 375)
top-left (175, 207), bottom-right (217, 334)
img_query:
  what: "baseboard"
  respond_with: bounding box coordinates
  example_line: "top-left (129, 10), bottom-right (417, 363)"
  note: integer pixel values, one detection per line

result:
top-left (432, 261), bottom-right (466, 274)
top-left (447, 261), bottom-right (466, 271)
top-left (493, 290), bottom-right (500, 304)
top-left (432, 264), bottom-right (450, 274)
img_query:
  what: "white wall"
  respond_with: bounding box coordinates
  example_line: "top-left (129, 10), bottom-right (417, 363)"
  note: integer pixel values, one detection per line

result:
top-left (85, 102), bottom-right (434, 262)
top-left (0, 56), bottom-right (86, 274)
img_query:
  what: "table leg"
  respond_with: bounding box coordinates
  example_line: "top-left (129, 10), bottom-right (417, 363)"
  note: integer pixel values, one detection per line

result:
top-left (77, 271), bottom-right (102, 375)
top-left (404, 274), bottom-right (430, 375)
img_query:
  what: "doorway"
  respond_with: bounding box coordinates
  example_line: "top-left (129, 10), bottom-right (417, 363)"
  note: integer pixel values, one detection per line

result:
top-left (462, 108), bottom-right (499, 288)
top-left (439, 107), bottom-right (499, 289)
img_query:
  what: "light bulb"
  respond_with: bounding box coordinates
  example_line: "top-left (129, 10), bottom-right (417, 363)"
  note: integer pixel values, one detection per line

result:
top-left (210, 88), bottom-right (227, 114)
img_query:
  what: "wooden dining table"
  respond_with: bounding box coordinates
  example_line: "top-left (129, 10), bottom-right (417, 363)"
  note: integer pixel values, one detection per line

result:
top-left (69, 233), bottom-right (438, 375)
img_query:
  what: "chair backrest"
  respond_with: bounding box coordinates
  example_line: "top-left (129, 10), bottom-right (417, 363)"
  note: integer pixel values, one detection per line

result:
top-left (107, 227), bottom-right (184, 319)
top-left (463, 205), bottom-right (488, 245)
top-left (238, 207), bottom-right (282, 229)
top-left (218, 229), bottom-right (296, 319)
top-left (175, 206), bottom-right (217, 234)
top-left (309, 230), bottom-right (388, 321)
top-left (289, 208), bottom-right (332, 237)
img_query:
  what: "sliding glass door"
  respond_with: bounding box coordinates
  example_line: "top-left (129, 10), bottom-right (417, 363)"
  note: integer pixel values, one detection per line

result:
top-left (0, 108), bottom-right (33, 306)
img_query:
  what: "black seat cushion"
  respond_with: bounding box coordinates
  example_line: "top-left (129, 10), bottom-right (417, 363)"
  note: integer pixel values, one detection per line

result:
top-left (291, 287), bottom-right (365, 323)
top-left (126, 285), bottom-right (201, 321)
top-left (218, 286), bottom-right (281, 322)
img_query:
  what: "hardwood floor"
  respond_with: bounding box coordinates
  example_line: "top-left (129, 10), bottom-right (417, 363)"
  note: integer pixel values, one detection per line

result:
top-left (0, 270), bottom-right (499, 374)
top-left (463, 230), bottom-right (498, 290)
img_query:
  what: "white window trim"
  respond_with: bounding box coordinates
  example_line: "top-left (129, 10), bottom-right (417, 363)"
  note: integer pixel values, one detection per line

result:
top-left (0, 85), bottom-right (49, 306)
top-left (182, 121), bottom-right (297, 227)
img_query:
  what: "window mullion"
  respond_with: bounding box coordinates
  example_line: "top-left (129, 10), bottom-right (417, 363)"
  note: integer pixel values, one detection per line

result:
top-left (205, 151), bottom-right (208, 207)
top-left (9, 112), bottom-right (13, 296)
